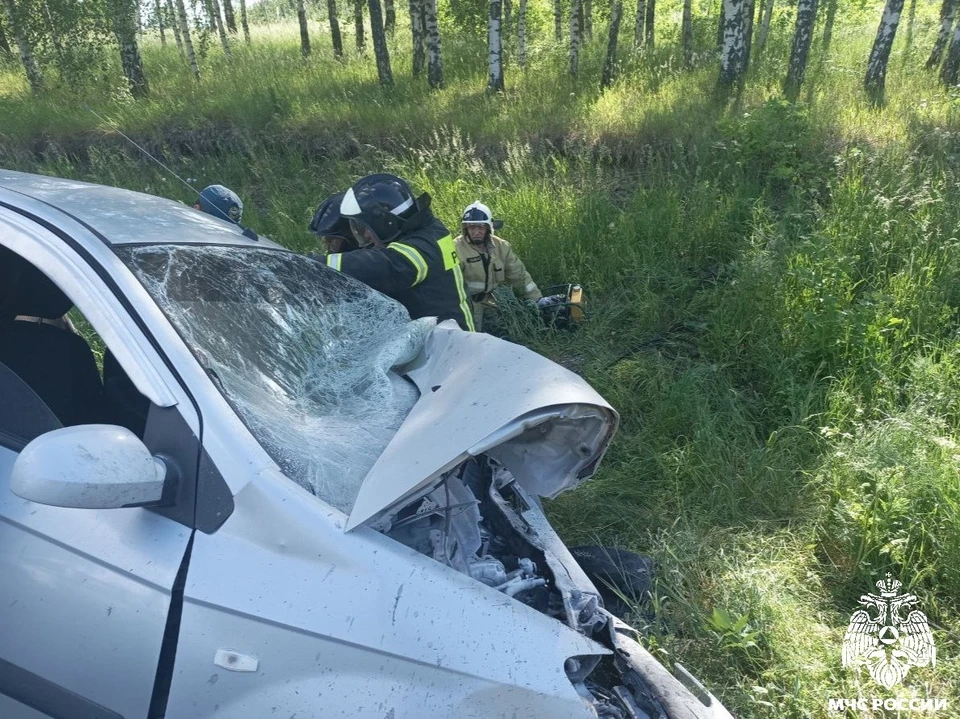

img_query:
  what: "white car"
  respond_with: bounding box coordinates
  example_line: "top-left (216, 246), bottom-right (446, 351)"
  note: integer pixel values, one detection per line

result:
top-left (0, 169), bottom-right (734, 719)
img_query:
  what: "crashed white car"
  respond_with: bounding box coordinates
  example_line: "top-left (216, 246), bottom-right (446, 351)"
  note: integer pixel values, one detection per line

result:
top-left (0, 169), bottom-right (733, 719)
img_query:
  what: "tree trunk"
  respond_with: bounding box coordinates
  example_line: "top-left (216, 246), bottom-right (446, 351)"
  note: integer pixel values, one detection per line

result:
top-left (328, 0), bottom-right (344, 56)
top-left (570, 0), bottom-right (581, 74)
top-left (783, 0), bottom-right (817, 101)
top-left (222, 0), bottom-right (237, 32)
top-left (369, 0), bottom-right (393, 83)
top-left (110, 0), bottom-right (150, 97)
top-left (488, 0), bottom-right (504, 90)
top-left (554, 0), bottom-right (563, 40)
top-left (743, 0), bottom-right (755, 70)
top-left (518, 0), bottom-right (527, 67)
top-left (504, 0), bottom-right (512, 33)
top-left (1, 0), bottom-right (43, 92)
top-left (355, 0), bottom-right (365, 51)
top-left (755, 0), bottom-right (774, 56)
top-left (410, 0), bottom-right (425, 75)
top-left (239, 0), bottom-right (250, 42)
top-left (681, 0), bottom-right (692, 66)
top-left (209, 0), bottom-right (233, 60)
top-left (928, 0), bottom-right (958, 69)
top-left (601, 0), bottom-right (623, 87)
top-left (864, 0), bottom-right (904, 103)
top-left (296, 0), bottom-right (310, 56)
top-left (644, 0), bottom-right (654, 47)
top-left (940, 9), bottom-right (960, 83)
top-left (821, 0), bottom-right (837, 58)
top-left (717, 0), bottom-right (748, 95)
top-left (384, 0), bottom-right (395, 33)
top-left (166, 0), bottom-right (184, 54)
top-left (635, 0), bottom-right (645, 48)
top-left (904, 0), bottom-right (916, 53)
top-left (155, 0), bottom-right (167, 45)
top-left (425, 0), bottom-right (443, 87)
top-left (42, 0), bottom-right (65, 67)
top-left (174, 0), bottom-right (200, 79)
top-left (584, 0), bottom-right (592, 40)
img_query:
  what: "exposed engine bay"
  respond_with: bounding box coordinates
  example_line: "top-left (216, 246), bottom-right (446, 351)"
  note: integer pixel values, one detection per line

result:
top-left (371, 455), bottom-right (727, 719)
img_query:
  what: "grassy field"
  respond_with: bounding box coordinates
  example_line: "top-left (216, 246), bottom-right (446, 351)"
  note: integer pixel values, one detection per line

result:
top-left (3, 1), bottom-right (960, 715)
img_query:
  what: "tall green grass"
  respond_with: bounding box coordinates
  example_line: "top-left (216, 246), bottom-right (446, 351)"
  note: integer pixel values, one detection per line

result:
top-left (3, 3), bottom-right (960, 716)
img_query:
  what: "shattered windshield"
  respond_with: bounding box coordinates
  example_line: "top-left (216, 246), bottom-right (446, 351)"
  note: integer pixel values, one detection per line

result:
top-left (117, 245), bottom-right (434, 513)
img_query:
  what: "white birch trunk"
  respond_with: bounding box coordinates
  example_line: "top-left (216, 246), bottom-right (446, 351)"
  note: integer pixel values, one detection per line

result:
top-left (755, 0), bottom-right (773, 57)
top-left (601, 0), bottom-right (622, 88)
top-left (569, 0), bottom-right (581, 74)
top-left (239, 0), bottom-right (250, 42)
top-left (634, 0), bottom-right (645, 48)
top-left (821, 0), bottom-right (837, 59)
top-left (42, 0), bottom-right (65, 66)
top-left (904, 0), bottom-right (916, 53)
top-left (864, 0), bottom-right (904, 102)
top-left (424, 0), bottom-right (443, 88)
top-left (554, 0), bottom-right (563, 40)
top-left (410, 0), bottom-right (425, 75)
top-left (644, 0), bottom-right (654, 47)
top-left (355, 0), bottom-right (365, 52)
top-left (939, 7), bottom-right (960, 83)
top-left (328, 0), bottom-right (344, 57)
top-left (155, 0), bottom-right (167, 45)
top-left (296, 0), bottom-right (310, 56)
top-left (111, 0), bottom-right (150, 97)
top-left (2, 0), bottom-right (43, 92)
top-left (369, 0), bottom-right (393, 84)
top-left (682, 0), bottom-right (692, 66)
top-left (166, 0), bottom-right (184, 54)
top-left (784, 0), bottom-right (817, 101)
top-left (717, 0), bottom-right (748, 93)
top-left (927, 0), bottom-right (957, 68)
top-left (211, 0), bottom-right (233, 60)
top-left (488, 0), bottom-right (504, 90)
top-left (222, 0), bottom-right (237, 32)
top-left (584, 0), bottom-right (593, 40)
top-left (174, 0), bottom-right (200, 79)
top-left (518, 0), bottom-right (527, 67)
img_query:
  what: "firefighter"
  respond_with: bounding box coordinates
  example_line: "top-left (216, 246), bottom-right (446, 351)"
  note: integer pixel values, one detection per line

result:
top-left (454, 201), bottom-right (541, 333)
top-left (309, 190), bottom-right (359, 254)
top-left (193, 184), bottom-right (243, 225)
top-left (323, 174), bottom-right (475, 331)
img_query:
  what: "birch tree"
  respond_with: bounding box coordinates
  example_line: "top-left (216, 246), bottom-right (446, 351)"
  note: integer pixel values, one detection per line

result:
top-left (209, 0), bottom-right (233, 60)
top-left (410, 0), bottom-right (425, 75)
top-left (821, 0), bottom-right (837, 60)
top-left (926, 0), bottom-right (958, 69)
top-left (755, 0), bottom-right (773, 57)
top-left (743, 0), bottom-right (755, 69)
top-left (296, 0), bottom-right (310, 56)
top-left (783, 0), bottom-right (817, 101)
top-left (488, 0), bottom-right (504, 90)
top-left (504, 0), bottom-right (511, 33)
top-left (424, 0), bottom-right (443, 88)
top-left (635, 0), bottom-right (645, 48)
top-left (570, 0), bottom-right (582, 75)
top-left (601, 0), bottom-right (623, 88)
top-left (369, 0), bottom-right (392, 84)
top-left (384, 0), bottom-right (395, 33)
top-left (110, 0), bottom-right (149, 97)
top-left (328, 0), bottom-right (344, 57)
top-left (174, 0), bottom-right (200, 79)
top-left (222, 0), bottom-right (237, 32)
top-left (717, 0), bottom-right (748, 94)
top-left (518, 0), bottom-right (527, 67)
top-left (1, 0), bottom-right (43, 92)
top-left (681, 0), bottom-right (692, 66)
top-left (904, 0), bottom-right (916, 53)
top-left (166, 0), bottom-right (184, 54)
top-left (645, 0), bottom-right (655, 47)
top-left (939, 13), bottom-right (960, 84)
top-left (155, 0), bottom-right (167, 45)
top-left (554, 0), bottom-right (563, 40)
top-left (239, 0), bottom-right (249, 42)
top-left (42, 0), bottom-right (65, 67)
top-left (584, 0), bottom-right (592, 40)
top-left (864, 0), bottom-right (904, 104)
top-left (355, 0), bottom-right (365, 52)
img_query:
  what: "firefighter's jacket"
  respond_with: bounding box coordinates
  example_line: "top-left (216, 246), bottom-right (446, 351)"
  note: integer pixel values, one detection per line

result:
top-left (327, 215), bottom-right (475, 332)
top-left (454, 234), bottom-right (542, 304)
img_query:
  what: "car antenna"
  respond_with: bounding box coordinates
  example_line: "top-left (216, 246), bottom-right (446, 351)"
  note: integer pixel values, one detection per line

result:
top-left (84, 105), bottom-right (259, 241)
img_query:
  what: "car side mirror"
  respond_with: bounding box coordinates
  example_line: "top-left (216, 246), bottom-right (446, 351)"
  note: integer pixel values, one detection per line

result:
top-left (492, 219), bottom-right (504, 231)
top-left (10, 425), bottom-right (171, 509)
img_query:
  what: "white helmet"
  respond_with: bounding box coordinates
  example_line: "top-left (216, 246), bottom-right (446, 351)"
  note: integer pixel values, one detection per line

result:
top-left (461, 200), bottom-right (494, 234)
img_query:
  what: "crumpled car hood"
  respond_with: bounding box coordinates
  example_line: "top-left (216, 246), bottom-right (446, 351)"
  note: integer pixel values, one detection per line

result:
top-left (346, 322), bottom-right (618, 530)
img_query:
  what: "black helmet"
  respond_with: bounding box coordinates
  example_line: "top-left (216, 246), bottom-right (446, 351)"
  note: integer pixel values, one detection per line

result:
top-left (339, 173), bottom-right (417, 246)
top-left (310, 191), bottom-right (354, 240)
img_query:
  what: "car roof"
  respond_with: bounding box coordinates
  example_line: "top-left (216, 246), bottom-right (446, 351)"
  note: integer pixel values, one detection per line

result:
top-left (0, 169), bottom-right (280, 249)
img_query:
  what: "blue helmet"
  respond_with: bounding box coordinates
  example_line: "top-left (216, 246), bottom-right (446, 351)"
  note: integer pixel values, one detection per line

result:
top-left (196, 185), bottom-right (243, 224)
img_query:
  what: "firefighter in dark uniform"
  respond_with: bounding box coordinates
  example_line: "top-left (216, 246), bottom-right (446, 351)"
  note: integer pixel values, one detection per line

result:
top-left (323, 174), bottom-right (475, 332)
top-left (309, 190), bottom-right (359, 254)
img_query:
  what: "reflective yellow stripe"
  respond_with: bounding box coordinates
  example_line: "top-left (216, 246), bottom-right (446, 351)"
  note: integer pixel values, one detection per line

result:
top-left (437, 234), bottom-right (459, 271)
top-left (452, 263), bottom-right (476, 331)
top-left (326, 253), bottom-right (342, 271)
top-left (388, 243), bottom-right (428, 286)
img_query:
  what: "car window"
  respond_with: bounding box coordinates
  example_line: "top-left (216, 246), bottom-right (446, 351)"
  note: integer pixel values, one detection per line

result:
top-left (0, 361), bottom-right (62, 452)
top-left (117, 245), bottom-right (433, 513)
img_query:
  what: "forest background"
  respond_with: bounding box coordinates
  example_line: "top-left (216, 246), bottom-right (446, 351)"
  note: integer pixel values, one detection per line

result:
top-left (2, 0), bottom-right (960, 715)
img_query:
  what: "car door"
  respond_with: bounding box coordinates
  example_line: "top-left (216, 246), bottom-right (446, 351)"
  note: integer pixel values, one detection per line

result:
top-left (0, 225), bottom-right (199, 718)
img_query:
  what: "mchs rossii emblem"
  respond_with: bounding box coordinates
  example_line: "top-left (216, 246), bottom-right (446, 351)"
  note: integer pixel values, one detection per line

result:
top-left (842, 573), bottom-right (936, 689)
